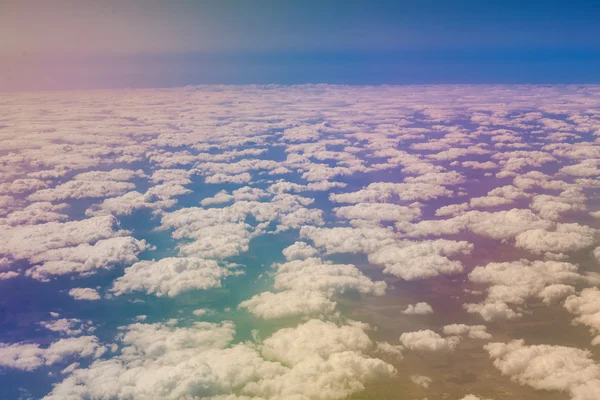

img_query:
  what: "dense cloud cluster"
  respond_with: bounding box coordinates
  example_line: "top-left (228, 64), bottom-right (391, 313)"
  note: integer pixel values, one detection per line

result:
top-left (0, 85), bottom-right (599, 399)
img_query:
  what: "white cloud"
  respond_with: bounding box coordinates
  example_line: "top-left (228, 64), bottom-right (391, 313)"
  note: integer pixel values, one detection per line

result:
top-left (28, 180), bottom-right (135, 202)
top-left (330, 182), bottom-right (453, 203)
top-left (564, 288), bottom-right (600, 345)
top-left (40, 318), bottom-right (92, 336)
top-left (68, 287), bottom-right (101, 301)
top-left (515, 223), bottom-right (597, 255)
top-left (73, 169), bottom-right (146, 182)
top-left (334, 202), bottom-right (422, 223)
top-left (26, 236), bottom-right (151, 281)
top-left (485, 339), bottom-right (600, 400)
top-left (239, 290), bottom-right (336, 319)
top-left (465, 259), bottom-right (581, 321)
top-left (273, 257), bottom-right (386, 296)
top-left (367, 239), bottom-right (473, 280)
top-left (0, 215), bottom-right (127, 261)
top-left (111, 257), bottom-right (231, 297)
top-left (0, 336), bottom-right (106, 371)
top-left (400, 330), bottom-right (460, 352)
top-left (397, 209), bottom-right (554, 240)
top-left (1, 202), bottom-right (69, 226)
top-left (402, 302), bottom-right (433, 315)
top-left (300, 226), bottom-right (397, 255)
top-left (282, 241), bottom-right (319, 261)
top-left (442, 324), bottom-right (491, 340)
top-left (44, 319), bottom-right (395, 400)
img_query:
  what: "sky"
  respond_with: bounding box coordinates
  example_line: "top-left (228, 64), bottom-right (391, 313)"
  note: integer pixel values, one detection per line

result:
top-left (1, 0), bottom-right (600, 90)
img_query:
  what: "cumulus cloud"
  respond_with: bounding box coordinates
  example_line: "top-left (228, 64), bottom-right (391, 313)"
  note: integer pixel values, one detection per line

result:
top-left (564, 288), bottom-right (600, 345)
top-left (334, 202), bottom-right (422, 223)
top-left (239, 290), bottom-right (336, 319)
top-left (44, 319), bottom-right (395, 400)
top-left (442, 324), bottom-right (491, 340)
top-left (68, 288), bottom-right (101, 301)
top-left (397, 208), bottom-right (554, 240)
top-left (0, 336), bottom-right (106, 371)
top-left (300, 225), bottom-right (397, 255)
top-left (329, 182), bottom-right (453, 204)
top-left (402, 302), bottom-right (433, 315)
top-left (40, 318), bottom-right (92, 336)
top-left (28, 180), bottom-right (135, 202)
top-left (485, 339), bottom-right (600, 400)
top-left (26, 236), bottom-right (151, 281)
top-left (111, 257), bottom-right (231, 297)
top-left (273, 257), bottom-right (387, 297)
top-left (515, 223), bottom-right (597, 255)
top-left (400, 330), bottom-right (460, 352)
top-left (0, 215), bottom-right (125, 259)
top-left (282, 241), bottom-right (319, 261)
top-left (465, 259), bottom-right (581, 321)
top-left (368, 239), bottom-right (473, 280)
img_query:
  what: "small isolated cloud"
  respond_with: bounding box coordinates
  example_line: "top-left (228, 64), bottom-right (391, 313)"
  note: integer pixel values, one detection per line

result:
top-left (68, 288), bottom-right (101, 301)
top-left (402, 302), bottom-right (434, 315)
top-left (400, 330), bottom-right (460, 352)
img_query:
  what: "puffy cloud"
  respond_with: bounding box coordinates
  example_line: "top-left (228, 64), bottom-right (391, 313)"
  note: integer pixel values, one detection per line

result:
top-left (538, 284), bottom-right (575, 304)
top-left (205, 172), bottom-right (253, 184)
top-left (282, 241), bottom-right (319, 261)
top-left (26, 236), bottom-right (151, 281)
top-left (300, 226), bottom-right (397, 255)
top-left (68, 287), bottom-right (101, 301)
top-left (0, 201), bottom-right (69, 226)
top-left (515, 223), bottom-right (597, 255)
top-left (111, 257), bottom-right (231, 297)
top-left (469, 185), bottom-right (530, 208)
top-left (0, 178), bottom-right (48, 195)
top-left (44, 319), bottom-right (395, 400)
top-left (273, 257), bottom-right (386, 297)
top-left (200, 187), bottom-right (269, 206)
top-left (334, 202), bottom-right (422, 223)
top-left (28, 180), bottom-right (135, 202)
top-left (150, 169), bottom-right (195, 185)
top-left (0, 336), bottom-right (106, 371)
top-left (398, 209), bottom-right (554, 240)
top-left (330, 182), bottom-right (453, 203)
top-left (86, 183), bottom-right (191, 216)
top-left (564, 288), bottom-right (600, 345)
top-left (367, 239), bottom-right (473, 280)
top-left (442, 324), bottom-right (491, 340)
top-left (458, 395), bottom-right (494, 400)
top-left (261, 319), bottom-right (373, 365)
top-left (239, 290), bottom-right (336, 319)
top-left (73, 169), bottom-right (146, 182)
top-left (465, 259), bottom-right (581, 321)
top-left (485, 339), bottom-right (600, 400)
top-left (530, 189), bottom-right (587, 220)
top-left (161, 195), bottom-right (323, 260)
top-left (0, 215), bottom-right (127, 261)
top-left (40, 318), bottom-right (92, 336)
top-left (399, 330), bottom-right (460, 352)
top-left (435, 202), bottom-right (470, 217)
top-left (559, 159), bottom-right (600, 177)
top-left (402, 302), bottom-right (434, 315)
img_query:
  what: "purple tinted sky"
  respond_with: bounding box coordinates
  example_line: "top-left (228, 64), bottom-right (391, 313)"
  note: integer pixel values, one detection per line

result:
top-left (1, 0), bottom-right (600, 90)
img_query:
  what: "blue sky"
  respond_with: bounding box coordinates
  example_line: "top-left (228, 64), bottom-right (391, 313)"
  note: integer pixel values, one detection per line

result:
top-left (1, 0), bottom-right (600, 90)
